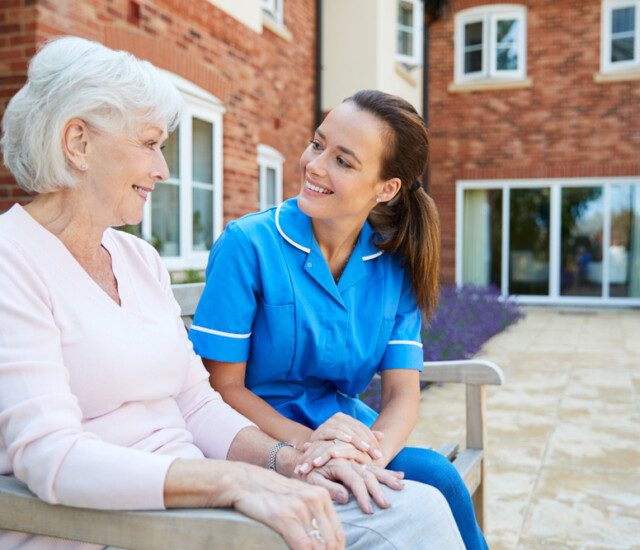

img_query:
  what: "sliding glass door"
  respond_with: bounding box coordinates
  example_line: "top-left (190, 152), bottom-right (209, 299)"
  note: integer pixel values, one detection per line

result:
top-left (509, 188), bottom-right (550, 296)
top-left (462, 189), bottom-right (502, 288)
top-left (457, 178), bottom-right (640, 304)
top-left (560, 187), bottom-right (603, 297)
top-left (610, 184), bottom-right (640, 298)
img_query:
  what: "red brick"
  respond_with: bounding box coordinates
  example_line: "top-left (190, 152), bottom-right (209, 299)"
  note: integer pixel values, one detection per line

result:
top-left (428, 0), bottom-right (640, 282)
top-left (1, 0), bottom-right (317, 222)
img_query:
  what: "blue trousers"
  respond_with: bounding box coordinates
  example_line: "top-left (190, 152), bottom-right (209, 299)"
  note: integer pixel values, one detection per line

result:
top-left (387, 447), bottom-right (488, 550)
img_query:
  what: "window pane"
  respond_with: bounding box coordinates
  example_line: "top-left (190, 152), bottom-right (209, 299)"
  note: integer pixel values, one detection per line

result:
top-left (462, 189), bottom-right (502, 288)
top-left (465, 21), bottom-right (483, 46)
top-left (611, 7), bottom-right (635, 62)
top-left (609, 184), bottom-right (640, 297)
top-left (192, 118), bottom-right (213, 184)
top-left (465, 50), bottom-right (483, 73)
top-left (163, 127), bottom-right (179, 180)
top-left (496, 19), bottom-right (519, 70)
top-left (509, 188), bottom-right (550, 295)
top-left (397, 30), bottom-right (413, 56)
top-left (151, 182), bottom-right (180, 256)
top-left (265, 167), bottom-right (277, 208)
top-left (398, 1), bottom-right (413, 27)
top-left (612, 37), bottom-right (635, 62)
top-left (192, 187), bottom-right (213, 251)
top-left (612, 7), bottom-right (635, 33)
top-left (497, 19), bottom-right (518, 43)
top-left (464, 21), bottom-right (483, 73)
top-left (496, 46), bottom-right (518, 70)
top-left (560, 187), bottom-right (603, 297)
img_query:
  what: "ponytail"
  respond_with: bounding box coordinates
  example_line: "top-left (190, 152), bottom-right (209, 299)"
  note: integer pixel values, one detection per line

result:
top-left (369, 185), bottom-right (440, 320)
top-left (346, 90), bottom-right (440, 320)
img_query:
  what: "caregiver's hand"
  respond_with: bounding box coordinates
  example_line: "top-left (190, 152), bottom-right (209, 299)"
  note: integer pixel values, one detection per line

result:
top-left (309, 412), bottom-right (384, 460)
top-left (295, 438), bottom-right (371, 474)
top-left (305, 458), bottom-right (405, 514)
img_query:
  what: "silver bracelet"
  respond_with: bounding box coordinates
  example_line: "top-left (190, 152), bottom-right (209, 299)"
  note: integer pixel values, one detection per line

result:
top-left (267, 441), bottom-right (295, 471)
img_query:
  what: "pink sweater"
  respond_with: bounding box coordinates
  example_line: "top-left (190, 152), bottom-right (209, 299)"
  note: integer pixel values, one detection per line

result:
top-left (0, 205), bottom-right (254, 542)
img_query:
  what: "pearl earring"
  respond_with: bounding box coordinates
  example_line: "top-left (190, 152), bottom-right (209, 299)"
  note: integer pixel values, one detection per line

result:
top-left (376, 196), bottom-right (381, 203)
top-left (80, 163), bottom-right (88, 171)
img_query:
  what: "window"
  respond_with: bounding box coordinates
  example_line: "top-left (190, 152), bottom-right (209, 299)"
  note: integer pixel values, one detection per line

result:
top-left (601, 0), bottom-right (640, 72)
top-left (396, 0), bottom-right (423, 65)
top-left (141, 72), bottom-right (225, 271)
top-left (454, 5), bottom-right (527, 83)
top-left (257, 144), bottom-right (284, 211)
top-left (456, 178), bottom-right (640, 305)
top-left (261, 0), bottom-right (283, 25)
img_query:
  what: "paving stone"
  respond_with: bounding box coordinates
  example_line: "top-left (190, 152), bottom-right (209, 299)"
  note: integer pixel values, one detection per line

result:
top-left (414, 307), bottom-right (640, 547)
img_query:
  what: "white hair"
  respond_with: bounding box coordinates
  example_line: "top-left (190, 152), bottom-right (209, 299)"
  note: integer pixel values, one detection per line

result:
top-left (0, 36), bottom-right (183, 194)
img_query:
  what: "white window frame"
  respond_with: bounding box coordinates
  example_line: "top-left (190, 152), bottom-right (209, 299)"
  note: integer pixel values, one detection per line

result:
top-left (601, 0), bottom-right (640, 73)
top-left (141, 71), bottom-right (225, 271)
top-left (257, 144), bottom-right (284, 211)
top-left (261, 0), bottom-right (283, 26)
top-left (455, 177), bottom-right (640, 307)
top-left (396, 0), bottom-right (423, 65)
top-left (454, 4), bottom-right (527, 84)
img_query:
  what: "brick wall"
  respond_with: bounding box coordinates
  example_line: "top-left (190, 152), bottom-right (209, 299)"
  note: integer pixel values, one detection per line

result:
top-left (428, 0), bottom-right (640, 282)
top-left (0, 0), bottom-right (36, 211)
top-left (0, 0), bottom-right (317, 221)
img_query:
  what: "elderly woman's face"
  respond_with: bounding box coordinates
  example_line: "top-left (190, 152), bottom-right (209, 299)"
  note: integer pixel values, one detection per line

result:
top-left (83, 124), bottom-right (169, 226)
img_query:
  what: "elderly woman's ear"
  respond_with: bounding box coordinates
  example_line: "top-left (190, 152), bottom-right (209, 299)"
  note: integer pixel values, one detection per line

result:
top-left (62, 118), bottom-right (90, 172)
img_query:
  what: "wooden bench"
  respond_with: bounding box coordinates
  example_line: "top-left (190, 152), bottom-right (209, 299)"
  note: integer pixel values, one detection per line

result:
top-left (0, 281), bottom-right (504, 548)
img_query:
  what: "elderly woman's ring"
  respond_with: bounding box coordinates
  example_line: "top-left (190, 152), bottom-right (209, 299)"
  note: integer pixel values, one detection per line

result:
top-left (308, 517), bottom-right (325, 543)
top-left (333, 437), bottom-right (341, 445)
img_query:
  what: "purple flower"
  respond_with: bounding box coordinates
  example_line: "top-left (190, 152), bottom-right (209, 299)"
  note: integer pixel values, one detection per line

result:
top-left (360, 284), bottom-right (524, 411)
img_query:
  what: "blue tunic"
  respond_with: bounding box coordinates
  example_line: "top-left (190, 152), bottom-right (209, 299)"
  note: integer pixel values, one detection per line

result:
top-left (188, 198), bottom-right (424, 428)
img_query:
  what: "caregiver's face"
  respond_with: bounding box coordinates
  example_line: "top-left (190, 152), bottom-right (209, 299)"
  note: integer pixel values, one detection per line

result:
top-left (298, 101), bottom-right (389, 224)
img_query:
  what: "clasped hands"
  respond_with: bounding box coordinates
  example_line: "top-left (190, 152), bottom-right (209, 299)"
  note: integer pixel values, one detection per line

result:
top-left (293, 413), bottom-right (405, 515)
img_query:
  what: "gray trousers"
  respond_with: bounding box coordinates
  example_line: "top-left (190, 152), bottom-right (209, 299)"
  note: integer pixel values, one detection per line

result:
top-left (336, 479), bottom-right (465, 550)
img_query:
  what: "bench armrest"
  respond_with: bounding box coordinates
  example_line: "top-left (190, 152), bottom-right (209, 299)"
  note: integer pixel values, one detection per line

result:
top-left (0, 475), bottom-right (286, 550)
top-left (420, 359), bottom-right (504, 386)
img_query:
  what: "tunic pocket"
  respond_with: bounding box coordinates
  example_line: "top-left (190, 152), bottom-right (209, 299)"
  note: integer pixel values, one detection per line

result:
top-left (247, 301), bottom-right (296, 389)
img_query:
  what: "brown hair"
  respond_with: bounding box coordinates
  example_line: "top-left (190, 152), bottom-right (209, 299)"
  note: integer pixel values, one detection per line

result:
top-left (346, 89), bottom-right (440, 320)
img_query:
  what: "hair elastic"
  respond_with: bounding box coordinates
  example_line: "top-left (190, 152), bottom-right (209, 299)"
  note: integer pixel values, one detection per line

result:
top-left (411, 180), bottom-right (421, 192)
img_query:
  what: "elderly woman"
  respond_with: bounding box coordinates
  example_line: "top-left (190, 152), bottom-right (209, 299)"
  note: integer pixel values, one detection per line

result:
top-left (0, 36), bottom-right (465, 550)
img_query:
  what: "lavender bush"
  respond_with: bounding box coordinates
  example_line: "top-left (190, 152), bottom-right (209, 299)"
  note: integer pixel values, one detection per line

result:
top-left (359, 284), bottom-right (524, 411)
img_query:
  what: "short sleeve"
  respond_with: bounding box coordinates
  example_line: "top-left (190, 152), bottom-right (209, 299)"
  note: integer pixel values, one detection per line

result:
top-left (378, 270), bottom-right (424, 372)
top-left (188, 223), bottom-right (261, 362)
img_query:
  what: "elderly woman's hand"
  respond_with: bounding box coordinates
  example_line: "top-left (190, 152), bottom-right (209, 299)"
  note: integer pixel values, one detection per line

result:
top-left (303, 458), bottom-right (405, 515)
top-left (234, 467), bottom-right (344, 550)
top-left (164, 459), bottom-right (344, 550)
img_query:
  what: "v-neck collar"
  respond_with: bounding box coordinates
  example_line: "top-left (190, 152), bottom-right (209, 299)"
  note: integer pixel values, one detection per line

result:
top-left (275, 198), bottom-right (384, 307)
top-left (11, 204), bottom-right (125, 310)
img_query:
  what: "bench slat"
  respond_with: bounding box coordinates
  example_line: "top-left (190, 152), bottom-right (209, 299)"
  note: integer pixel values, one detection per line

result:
top-left (0, 475), bottom-right (286, 550)
top-left (434, 443), bottom-right (459, 461)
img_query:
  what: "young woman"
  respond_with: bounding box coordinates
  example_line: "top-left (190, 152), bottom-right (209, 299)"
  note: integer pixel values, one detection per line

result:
top-left (189, 90), bottom-right (487, 549)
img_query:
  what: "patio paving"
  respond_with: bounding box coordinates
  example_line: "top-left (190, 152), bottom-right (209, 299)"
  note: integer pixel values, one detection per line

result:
top-left (408, 307), bottom-right (640, 549)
